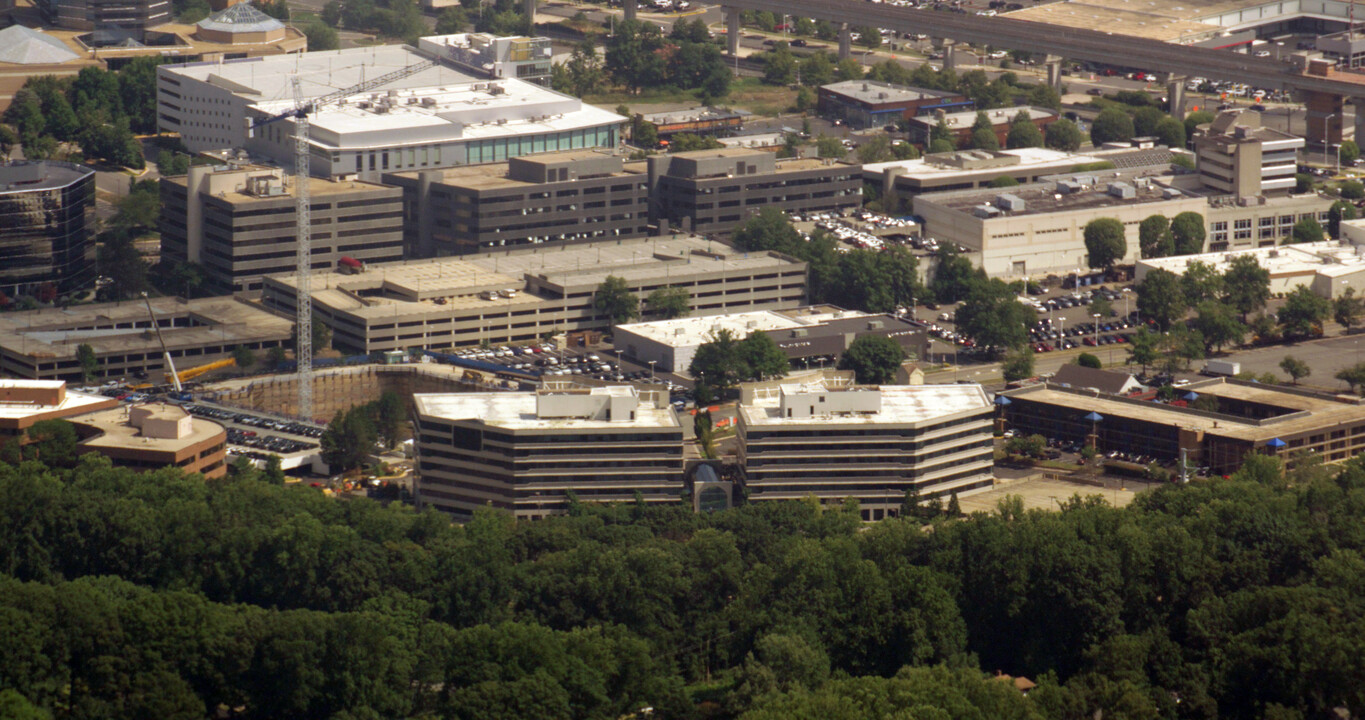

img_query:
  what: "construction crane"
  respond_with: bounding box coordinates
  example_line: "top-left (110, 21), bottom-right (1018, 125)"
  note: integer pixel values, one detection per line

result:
top-left (141, 292), bottom-right (183, 393)
top-left (249, 58), bottom-right (437, 420)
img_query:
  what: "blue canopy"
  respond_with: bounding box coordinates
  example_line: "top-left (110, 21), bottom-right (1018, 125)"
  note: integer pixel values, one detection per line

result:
top-left (1183, 391), bottom-right (1199, 401)
top-left (1266, 438), bottom-right (1287, 449)
top-left (994, 396), bottom-right (1012, 406)
top-left (1083, 412), bottom-right (1104, 422)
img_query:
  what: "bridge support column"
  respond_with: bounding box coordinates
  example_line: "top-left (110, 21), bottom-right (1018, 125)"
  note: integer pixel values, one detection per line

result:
top-left (523, 0), bottom-right (535, 27)
top-left (838, 23), bottom-right (851, 59)
top-left (942, 39), bottom-right (956, 70)
top-left (1045, 56), bottom-right (1063, 93)
top-left (624, 0), bottom-right (636, 22)
top-left (1165, 75), bottom-right (1186, 120)
top-left (726, 7), bottom-right (740, 59)
top-left (1304, 90), bottom-right (1345, 152)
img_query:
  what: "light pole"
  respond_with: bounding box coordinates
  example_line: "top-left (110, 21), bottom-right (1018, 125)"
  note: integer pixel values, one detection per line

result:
top-left (648, 359), bottom-right (656, 380)
top-left (1092, 312), bottom-right (1101, 354)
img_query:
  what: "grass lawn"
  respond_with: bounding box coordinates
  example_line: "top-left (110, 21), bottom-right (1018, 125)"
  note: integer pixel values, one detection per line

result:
top-left (587, 78), bottom-right (796, 117)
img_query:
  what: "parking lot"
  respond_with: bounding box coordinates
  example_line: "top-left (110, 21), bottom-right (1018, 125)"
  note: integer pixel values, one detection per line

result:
top-left (183, 404), bottom-right (323, 460)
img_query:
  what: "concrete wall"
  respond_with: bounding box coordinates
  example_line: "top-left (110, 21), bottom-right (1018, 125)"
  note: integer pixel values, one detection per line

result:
top-left (203, 364), bottom-right (477, 421)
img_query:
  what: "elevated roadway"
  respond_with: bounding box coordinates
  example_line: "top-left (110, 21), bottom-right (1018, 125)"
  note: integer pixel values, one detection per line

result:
top-left (717, 0), bottom-right (1365, 140)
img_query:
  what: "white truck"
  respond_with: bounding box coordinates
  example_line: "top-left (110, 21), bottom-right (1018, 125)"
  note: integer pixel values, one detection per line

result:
top-left (1202, 360), bottom-right (1241, 377)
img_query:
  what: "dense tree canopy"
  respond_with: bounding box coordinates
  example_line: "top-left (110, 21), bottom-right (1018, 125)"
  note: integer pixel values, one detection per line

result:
top-left (838, 334), bottom-right (907, 384)
top-left (1083, 217), bottom-right (1127, 269)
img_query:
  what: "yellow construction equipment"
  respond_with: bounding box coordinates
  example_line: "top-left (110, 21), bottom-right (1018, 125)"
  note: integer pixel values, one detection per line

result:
top-left (165, 357), bottom-right (235, 385)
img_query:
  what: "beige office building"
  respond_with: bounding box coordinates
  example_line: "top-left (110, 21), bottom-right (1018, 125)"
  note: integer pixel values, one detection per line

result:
top-left (1193, 110), bottom-right (1304, 198)
top-left (74, 403), bottom-right (228, 479)
top-left (737, 381), bottom-right (995, 521)
top-left (261, 236), bottom-right (808, 354)
top-left (412, 386), bottom-right (684, 520)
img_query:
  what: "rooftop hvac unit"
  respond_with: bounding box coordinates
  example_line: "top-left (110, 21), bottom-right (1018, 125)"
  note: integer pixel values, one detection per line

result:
top-left (1107, 182), bottom-right (1135, 199)
top-left (421, 97), bottom-right (437, 107)
top-left (996, 193), bottom-right (1025, 211)
top-left (1162, 187), bottom-right (1183, 199)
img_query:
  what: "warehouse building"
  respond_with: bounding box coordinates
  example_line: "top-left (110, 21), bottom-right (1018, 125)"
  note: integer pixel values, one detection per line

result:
top-left (412, 385), bottom-right (684, 520)
top-left (261, 236), bottom-right (808, 354)
top-left (818, 80), bottom-right (971, 129)
top-left (0, 296), bottom-right (294, 381)
top-left (157, 43), bottom-right (625, 181)
top-left (1136, 240), bottom-right (1365, 299)
top-left (647, 148), bottom-right (861, 235)
top-left (160, 162), bottom-right (404, 295)
top-left (1000, 377), bottom-right (1365, 475)
top-left (384, 150), bottom-right (649, 257)
top-left (0, 160), bottom-right (95, 296)
top-left (614, 307), bottom-right (928, 373)
top-left (737, 381), bottom-right (995, 521)
top-left (73, 403), bottom-right (228, 479)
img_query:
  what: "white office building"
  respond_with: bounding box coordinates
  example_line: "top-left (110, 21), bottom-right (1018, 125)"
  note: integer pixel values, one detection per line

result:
top-left (157, 42), bottom-right (625, 181)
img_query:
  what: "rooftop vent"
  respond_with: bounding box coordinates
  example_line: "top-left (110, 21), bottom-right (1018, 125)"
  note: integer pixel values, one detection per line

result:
top-left (1108, 182), bottom-right (1135, 199)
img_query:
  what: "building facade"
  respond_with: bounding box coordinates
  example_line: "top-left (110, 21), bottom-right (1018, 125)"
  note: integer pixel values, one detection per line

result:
top-left (0, 161), bottom-right (95, 296)
top-left (39, 0), bottom-right (170, 33)
top-left (737, 382), bottom-right (995, 521)
top-left (417, 33), bottom-right (553, 87)
top-left (413, 386), bottom-right (684, 519)
top-left (1193, 110), bottom-right (1304, 197)
top-left (160, 163), bottom-right (404, 294)
top-left (385, 150), bottom-right (649, 257)
top-left (261, 236), bottom-right (809, 354)
top-left (648, 148), bottom-right (861, 235)
top-left (818, 80), bottom-right (971, 129)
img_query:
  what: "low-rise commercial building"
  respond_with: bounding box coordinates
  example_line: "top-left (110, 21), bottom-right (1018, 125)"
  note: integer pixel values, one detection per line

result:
top-left (737, 381), bottom-right (995, 521)
top-left (73, 403), bottom-right (228, 478)
top-left (818, 80), bottom-right (971, 129)
top-left (639, 106), bottom-right (749, 141)
top-left (0, 160), bottom-right (95, 296)
top-left (865, 147), bottom-right (1105, 204)
top-left (412, 385), bottom-right (684, 520)
top-left (1136, 240), bottom-right (1365, 298)
top-left (384, 150), bottom-right (649, 257)
top-left (648, 148), bottom-right (861, 235)
top-left (160, 163), bottom-right (404, 294)
top-left (0, 296), bottom-right (293, 381)
top-left (416, 33), bottom-right (552, 87)
top-left (261, 236), bottom-right (808, 354)
top-left (614, 307), bottom-right (928, 373)
top-left (1000, 377), bottom-right (1365, 475)
top-left (0, 380), bottom-right (118, 445)
top-left (1193, 110), bottom-right (1304, 197)
top-left (905, 106), bottom-right (1059, 148)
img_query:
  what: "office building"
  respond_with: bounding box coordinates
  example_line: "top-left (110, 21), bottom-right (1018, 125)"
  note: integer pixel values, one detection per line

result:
top-left (160, 163), bottom-right (404, 294)
top-left (737, 381), bottom-right (995, 521)
top-left (261, 235), bottom-right (808, 354)
top-left (647, 148), bottom-right (861, 235)
top-left (614, 307), bottom-right (928, 373)
top-left (818, 80), bottom-right (970, 129)
top-left (1193, 110), bottom-right (1304, 197)
top-left (905, 106), bottom-right (1059, 148)
top-left (412, 385), bottom-right (684, 519)
top-left (0, 161), bottom-right (95, 296)
top-left (1000, 377), bottom-right (1365, 475)
top-left (0, 296), bottom-right (293, 381)
top-left (0, 380), bottom-right (118, 444)
top-left (384, 150), bottom-right (649, 257)
top-left (157, 44), bottom-right (625, 181)
top-left (1136, 240), bottom-right (1365, 299)
top-left (417, 33), bottom-right (552, 87)
top-left (39, 0), bottom-right (169, 33)
top-left (865, 147), bottom-right (1106, 204)
top-left (73, 402), bottom-right (228, 478)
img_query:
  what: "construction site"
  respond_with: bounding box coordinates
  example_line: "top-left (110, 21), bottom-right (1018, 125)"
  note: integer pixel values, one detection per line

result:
top-left (199, 362), bottom-right (484, 421)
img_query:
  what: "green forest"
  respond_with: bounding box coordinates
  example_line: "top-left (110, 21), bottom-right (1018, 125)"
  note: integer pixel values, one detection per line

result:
top-left (2, 451), bottom-right (1365, 719)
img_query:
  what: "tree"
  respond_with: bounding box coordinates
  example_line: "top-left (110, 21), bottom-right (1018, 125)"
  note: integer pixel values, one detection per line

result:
top-left (1045, 117), bottom-right (1083, 151)
top-left (928, 138), bottom-right (956, 154)
top-left (232, 345), bottom-right (256, 370)
top-left (304, 21), bottom-right (339, 51)
top-left (1296, 172), bottom-right (1315, 193)
top-left (321, 0), bottom-right (342, 25)
top-left (762, 42), bottom-right (797, 86)
top-left (929, 245), bottom-right (982, 304)
top-left (1279, 355), bottom-right (1311, 385)
top-left (856, 135), bottom-right (893, 164)
top-left (645, 286), bottom-right (690, 319)
top-left (267, 345), bottom-right (288, 368)
top-left (1076, 352), bottom-right (1101, 369)
top-left (969, 127), bottom-right (999, 151)
top-left (604, 20), bottom-right (667, 93)
top-left (816, 135), bottom-right (845, 158)
top-left (1138, 214), bottom-right (1173, 259)
top-left (1193, 300), bottom-right (1245, 352)
top-left (689, 328), bottom-right (786, 394)
top-left (1005, 112), bottom-right (1043, 149)
top-left (1090, 107), bottom-right (1134, 145)
top-left (1136, 268), bottom-right (1187, 330)
top-left (263, 454), bottom-right (286, 485)
top-left (1001, 347), bottom-right (1035, 382)
top-left (1290, 216), bottom-right (1325, 244)
top-left (1342, 139), bottom-right (1361, 166)
top-left (1182, 109), bottom-right (1214, 139)
top-left (955, 279), bottom-right (1033, 354)
top-left (733, 207), bottom-right (802, 252)
top-left (838, 335), bottom-right (906, 384)
top-left (1329, 200), bottom-right (1357, 238)
top-left (1223, 254), bottom-right (1271, 321)
top-left (1278, 286), bottom-right (1331, 339)
top-left (1090, 295), bottom-right (1113, 318)
top-left (930, 117), bottom-right (954, 145)
top-left (1153, 116), bottom-right (1186, 149)
top-left (24, 420), bottom-right (78, 466)
top-left (738, 332), bottom-right (789, 380)
top-left (434, 6), bottom-right (468, 33)
top-left (97, 235), bottom-right (149, 301)
top-left (1180, 260), bottom-right (1224, 305)
top-left (632, 120), bottom-right (658, 148)
top-left (1169, 211), bottom-right (1206, 255)
top-left (320, 407), bottom-right (376, 471)
top-left (1083, 218), bottom-right (1127, 270)
top-left (1131, 106), bottom-right (1166, 137)
top-left (670, 133), bottom-right (724, 152)
top-left (77, 343), bottom-right (98, 382)
top-left (1126, 326), bottom-right (1160, 373)
top-left (988, 175), bottom-right (1018, 188)
top-left (1336, 362), bottom-right (1365, 393)
top-left (1335, 286), bottom-right (1363, 332)
top-left (594, 275), bottom-right (639, 324)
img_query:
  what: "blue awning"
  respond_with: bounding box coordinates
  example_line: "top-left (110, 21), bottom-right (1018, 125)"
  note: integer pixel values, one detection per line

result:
top-left (1266, 438), bottom-right (1287, 449)
top-left (1083, 412), bottom-right (1104, 422)
top-left (994, 396), bottom-right (1012, 406)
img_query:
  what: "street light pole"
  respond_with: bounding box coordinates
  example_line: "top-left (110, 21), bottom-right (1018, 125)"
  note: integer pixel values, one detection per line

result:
top-left (1092, 312), bottom-right (1101, 356)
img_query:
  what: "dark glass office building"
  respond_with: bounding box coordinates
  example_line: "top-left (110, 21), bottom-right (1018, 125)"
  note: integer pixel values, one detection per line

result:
top-left (0, 162), bottom-right (95, 296)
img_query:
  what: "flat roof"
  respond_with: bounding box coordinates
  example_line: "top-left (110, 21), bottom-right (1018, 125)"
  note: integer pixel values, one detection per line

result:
top-left (640, 106), bottom-right (750, 125)
top-left (1009, 378), bottom-right (1365, 441)
top-left (76, 404), bottom-right (225, 452)
top-left (863, 147), bottom-right (1102, 181)
top-left (821, 79), bottom-right (960, 103)
top-left (389, 152), bottom-right (645, 191)
top-left (0, 385), bottom-right (110, 420)
top-left (1138, 241), bottom-right (1365, 278)
top-left (0, 161), bottom-right (92, 193)
top-left (1006, 1), bottom-right (1222, 42)
top-left (163, 167), bottom-right (396, 201)
top-left (617, 311), bottom-right (807, 347)
top-left (412, 391), bottom-right (681, 430)
top-left (740, 383), bottom-right (991, 426)
top-left (907, 106), bottom-right (1057, 129)
top-left (921, 175), bottom-right (1179, 215)
top-left (0, 297), bottom-right (293, 360)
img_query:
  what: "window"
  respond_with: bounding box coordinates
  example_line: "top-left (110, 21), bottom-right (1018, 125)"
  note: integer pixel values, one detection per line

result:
top-left (1234, 218), bottom-right (1252, 240)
